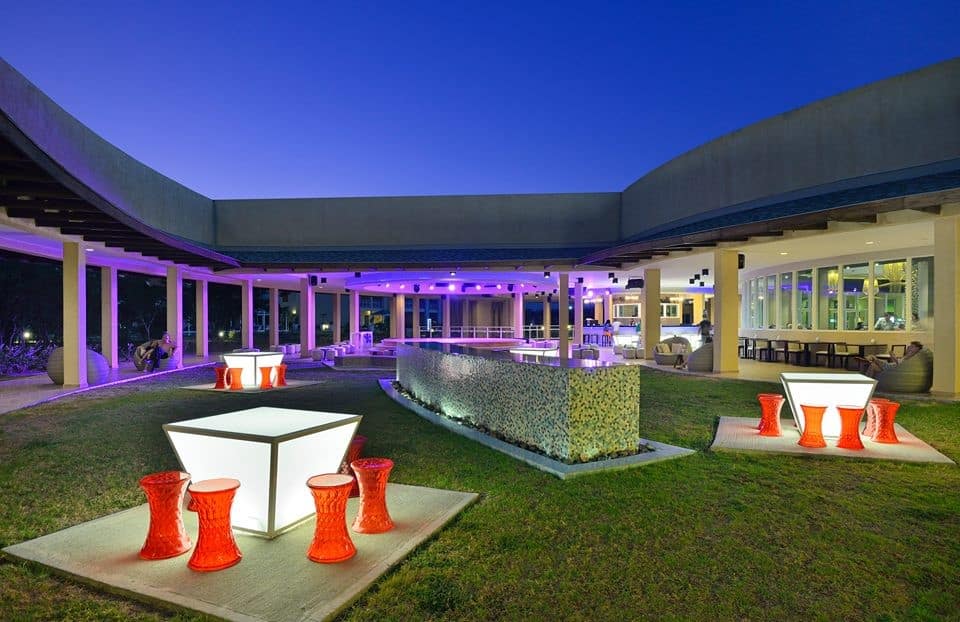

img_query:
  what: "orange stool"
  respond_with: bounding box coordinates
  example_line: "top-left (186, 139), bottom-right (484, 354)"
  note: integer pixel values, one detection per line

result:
top-left (139, 471), bottom-right (192, 560)
top-left (341, 435), bottom-right (368, 498)
top-left (306, 474), bottom-right (356, 563)
top-left (757, 394), bottom-right (785, 437)
top-left (351, 457), bottom-right (394, 534)
top-left (835, 406), bottom-right (865, 450)
top-left (213, 366), bottom-right (228, 390)
top-left (187, 478), bottom-right (242, 572)
top-left (797, 404), bottom-right (828, 448)
top-left (258, 366), bottom-right (274, 390)
top-left (871, 400), bottom-right (901, 444)
top-left (276, 363), bottom-right (288, 387)
top-left (863, 398), bottom-right (889, 438)
top-left (227, 368), bottom-right (244, 391)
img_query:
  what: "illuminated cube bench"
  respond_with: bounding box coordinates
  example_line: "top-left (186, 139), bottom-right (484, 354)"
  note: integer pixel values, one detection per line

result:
top-left (222, 352), bottom-right (285, 389)
top-left (780, 373), bottom-right (877, 438)
top-left (164, 407), bottom-right (361, 538)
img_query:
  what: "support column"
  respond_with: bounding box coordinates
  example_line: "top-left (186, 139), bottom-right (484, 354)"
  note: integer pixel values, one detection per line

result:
top-left (933, 213), bottom-right (960, 395)
top-left (166, 266), bottom-right (183, 368)
top-left (411, 296), bottom-right (420, 339)
top-left (299, 278), bottom-right (315, 354)
top-left (62, 242), bottom-right (87, 387)
top-left (349, 290), bottom-right (360, 346)
top-left (692, 294), bottom-right (705, 327)
top-left (604, 292), bottom-right (613, 323)
top-left (573, 281), bottom-right (583, 345)
top-left (558, 273), bottom-right (569, 360)
top-left (241, 280), bottom-right (254, 349)
top-left (269, 288), bottom-right (280, 347)
top-left (714, 249), bottom-right (740, 373)
top-left (391, 294), bottom-right (405, 339)
top-left (461, 298), bottom-right (470, 335)
top-left (593, 299), bottom-right (602, 323)
top-left (100, 266), bottom-right (118, 369)
top-left (543, 296), bottom-right (551, 339)
top-left (332, 292), bottom-right (342, 342)
top-left (513, 292), bottom-right (524, 340)
top-left (195, 280), bottom-right (208, 358)
top-left (641, 269), bottom-right (661, 360)
top-left (442, 295), bottom-right (451, 338)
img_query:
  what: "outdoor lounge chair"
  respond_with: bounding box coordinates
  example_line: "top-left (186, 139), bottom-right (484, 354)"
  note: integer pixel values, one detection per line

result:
top-left (653, 336), bottom-right (692, 366)
top-left (876, 348), bottom-right (933, 393)
top-left (686, 342), bottom-right (714, 372)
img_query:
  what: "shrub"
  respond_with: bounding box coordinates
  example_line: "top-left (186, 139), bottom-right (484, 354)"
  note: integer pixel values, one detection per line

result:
top-left (0, 341), bottom-right (57, 375)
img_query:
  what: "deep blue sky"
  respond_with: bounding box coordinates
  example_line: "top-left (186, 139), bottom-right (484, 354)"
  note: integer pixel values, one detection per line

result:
top-left (2, 1), bottom-right (957, 199)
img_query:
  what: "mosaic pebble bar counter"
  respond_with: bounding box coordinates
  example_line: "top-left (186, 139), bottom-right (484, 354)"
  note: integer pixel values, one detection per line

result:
top-left (396, 342), bottom-right (640, 463)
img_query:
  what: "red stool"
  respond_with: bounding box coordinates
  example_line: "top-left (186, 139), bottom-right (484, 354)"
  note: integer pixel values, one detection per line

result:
top-left (258, 366), bottom-right (274, 390)
top-left (227, 368), bottom-right (244, 391)
top-left (187, 478), bottom-right (242, 572)
top-left (835, 406), bottom-right (865, 450)
top-left (139, 471), bottom-right (192, 560)
top-left (757, 394), bottom-right (785, 437)
top-left (340, 435), bottom-right (368, 498)
top-left (872, 400), bottom-right (901, 444)
top-left (276, 363), bottom-right (288, 387)
top-left (863, 398), bottom-right (889, 438)
top-left (351, 457), bottom-right (394, 534)
top-left (306, 474), bottom-right (356, 563)
top-left (797, 404), bottom-right (828, 448)
top-left (213, 366), bottom-right (228, 390)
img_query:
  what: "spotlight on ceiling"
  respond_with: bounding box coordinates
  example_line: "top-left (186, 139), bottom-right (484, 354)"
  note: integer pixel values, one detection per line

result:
top-left (689, 278), bottom-right (696, 284)
top-left (475, 284), bottom-right (482, 290)
top-left (413, 284), bottom-right (420, 293)
top-left (577, 277), bottom-right (584, 284)
top-left (693, 273), bottom-right (700, 280)
top-left (428, 284), bottom-right (435, 291)
top-left (608, 272), bottom-right (615, 279)
top-left (507, 284), bottom-right (514, 292)
top-left (320, 277), bottom-right (327, 284)
top-left (449, 271), bottom-right (457, 276)
top-left (612, 278), bottom-right (619, 284)
top-left (354, 272), bottom-right (361, 278)
top-left (496, 283), bottom-right (502, 290)
top-left (447, 284), bottom-right (456, 291)
top-left (544, 271), bottom-right (551, 278)
top-left (702, 268), bottom-right (709, 276)
top-left (698, 281), bottom-right (704, 287)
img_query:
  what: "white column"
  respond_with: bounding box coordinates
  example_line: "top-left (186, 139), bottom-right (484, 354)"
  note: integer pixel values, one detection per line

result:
top-left (442, 295), bottom-right (452, 338)
top-left (543, 296), bottom-right (551, 339)
top-left (166, 266), bottom-right (183, 368)
top-left (269, 288), bottom-right (280, 347)
top-left (641, 269), bottom-right (661, 360)
top-left (513, 292), bottom-right (524, 340)
top-left (299, 278), bottom-right (315, 354)
top-left (411, 296), bottom-right (420, 338)
top-left (100, 266), bottom-right (118, 369)
top-left (195, 279), bottom-right (208, 358)
top-left (558, 273), bottom-right (569, 360)
top-left (349, 290), bottom-right (360, 344)
top-left (933, 213), bottom-right (960, 395)
top-left (241, 279), bottom-right (254, 349)
top-left (332, 292), bottom-right (342, 342)
top-left (573, 281), bottom-right (584, 345)
top-left (714, 249), bottom-right (740, 373)
top-left (604, 292), bottom-right (613, 323)
top-left (62, 242), bottom-right (87, 387)
top-left (461, 298), bottom-right (470, 332)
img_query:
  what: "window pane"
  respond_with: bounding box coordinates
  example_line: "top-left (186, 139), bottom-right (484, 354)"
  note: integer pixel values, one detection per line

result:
top-left (765, 276), bottom-right (777, 328)
top-left (796, 270), bottom-right (812, 329)
top-left (817, 266), bottom-right (838, 330)
top-left (779, 273), bottom-right (793, 329)
top-left (874, 259), bottom-right (906, 330)
top-left (911, 257), bottom-right (934, 332)
top-left (842, 263), bottom-right (869, 330)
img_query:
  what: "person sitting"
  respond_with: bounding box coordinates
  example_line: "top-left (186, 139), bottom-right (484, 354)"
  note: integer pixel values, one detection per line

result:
top-left (134, 332), bottom-right (178, 372)
top-left (860, 341), bottom-right (923, 378)
top-left (874, 311), bottom-right (897, 331)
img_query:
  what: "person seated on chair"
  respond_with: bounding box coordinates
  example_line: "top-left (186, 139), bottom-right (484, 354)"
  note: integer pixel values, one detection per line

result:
top-left (134, 332), bottom-right (178, 372)
top-left (860, 341), bottom-right (923, 378)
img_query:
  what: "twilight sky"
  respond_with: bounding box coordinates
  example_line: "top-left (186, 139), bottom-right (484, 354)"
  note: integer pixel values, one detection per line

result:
top-left (2, 1), bottom-right (957, 199)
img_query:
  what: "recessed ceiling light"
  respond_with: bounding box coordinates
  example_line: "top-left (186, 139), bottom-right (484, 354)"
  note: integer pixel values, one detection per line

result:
top-left (85, 247), bottom-right (94, 252)
top-left (865, 241), bottom-right (875, 245)
top-left (779, 251), bottom-right (788, 256)
top-left (449, 271), bottom-right (456, 276)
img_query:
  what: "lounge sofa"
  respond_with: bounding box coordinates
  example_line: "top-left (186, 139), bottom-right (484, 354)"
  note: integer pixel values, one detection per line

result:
top-left (876, 348), bottom-right (934, 393)
top-left (653, 336), bottom-right (692, 366)
top-left (686, 341), bottom-right (714, 372)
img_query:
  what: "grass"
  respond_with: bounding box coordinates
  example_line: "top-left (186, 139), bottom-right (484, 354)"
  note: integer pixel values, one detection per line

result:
top-left (1, 365), bottom-right (959, 621)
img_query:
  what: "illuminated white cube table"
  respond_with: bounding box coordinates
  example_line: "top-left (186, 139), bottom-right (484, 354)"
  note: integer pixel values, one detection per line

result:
top-left (780, 373), bottom-right (877, 438)
top-left (163, 407), bottom-right (361, 538)
top-left (222, 352), bottom-right (284, 389)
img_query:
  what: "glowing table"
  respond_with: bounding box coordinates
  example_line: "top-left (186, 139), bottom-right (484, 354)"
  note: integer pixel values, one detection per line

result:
top-left (221, 352), bottom-right (284, 389)
top-left (163, 407), bottom-right (361, 538)
top-left (780, 373), bottom-right (876, 438)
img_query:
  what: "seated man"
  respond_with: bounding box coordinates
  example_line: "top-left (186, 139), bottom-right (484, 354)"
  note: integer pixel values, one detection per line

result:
top-left (860, 341), bottom-right (923, 378)
top-left (134, 332), bottom-right (178, 372)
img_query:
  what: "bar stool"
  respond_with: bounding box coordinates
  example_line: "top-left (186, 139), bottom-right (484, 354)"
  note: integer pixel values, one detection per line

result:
top-left (756, 393), bottom-right (785, 436)
top-left (275, 363), bottom-right (288, 387)
top-left (340, 435), bottom-right (368, 498)
top-left (213, 366), bottom-right (228, 390)
top-left (187, 478), bottom-right (242, 572)
top-left (227, 368), bottom-right (243, 391)
top-left (871, 400), bottom-right (901, 444)
top-left (351, 457), bottom-right (394, 534)
top-left (258, 366), bottom-right (274, 390)
top-left (139, 471), bottom-right (192, 560)
top-left (835, 406), bottom-right (865, 450)
top-left (863, 398), bottom-right (889, 438)
top-left (797, 405), bottom-right (828, 448)
top-left (305, 474), bottom-right (356, 563)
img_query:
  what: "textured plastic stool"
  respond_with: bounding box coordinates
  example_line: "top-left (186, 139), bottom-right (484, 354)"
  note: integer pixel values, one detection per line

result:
top-left (872, 400), bottom-right (901, 444)
top-left (306, 474), bottom-right (356, 563)
top-left (835, 406), bottom-right (865, 450)
top-left (340, 435), bottom-right (368, 498)
top-left (227, 368), bottom-right (243, 391)
top-left (139, 471), bottom-right (192, 560)
top-left (797, 404), bottom-right (828, 448)
top-left (351, 457), bottom-right (394, 534)
top-left (757, 393), bottom-right (785, 437)
top-left (258, 366), bottom-right (274, 390)
top-left (276, 363), bottom-right (288, 387)
top-left (864, 398), bottom-right (889, 438)
top-left (213, 366), bottom-right (228, 390)
top-left (187, 478), bottom-right (242, 572)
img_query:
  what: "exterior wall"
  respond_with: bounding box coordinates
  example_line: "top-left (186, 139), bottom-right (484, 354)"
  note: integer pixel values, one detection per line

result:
top-left (621, 58), bottom-right (960, 239)
top-left (0, 59), bottom-right (216, 244)
top-left (214, 193), bottom-right (621, 249)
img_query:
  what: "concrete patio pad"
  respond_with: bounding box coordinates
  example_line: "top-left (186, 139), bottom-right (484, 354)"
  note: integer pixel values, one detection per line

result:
top-left (712, 416), bottom-right (955, 464)
top-left (3, 483), bottom-right (478, 622)
top-left (181, 379), bottom-right (320, 393)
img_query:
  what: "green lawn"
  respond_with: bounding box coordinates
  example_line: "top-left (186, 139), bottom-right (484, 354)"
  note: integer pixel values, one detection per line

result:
top-left (1, 366), bottom-right (958, 621)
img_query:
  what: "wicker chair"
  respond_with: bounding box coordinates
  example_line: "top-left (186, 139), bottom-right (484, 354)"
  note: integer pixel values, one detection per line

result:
top-left (686, 342), bottom-right (714, 372)
top-left (876, 348), bottom-right (933, 393)
top-left (653, 336), bottom-right (692, 366)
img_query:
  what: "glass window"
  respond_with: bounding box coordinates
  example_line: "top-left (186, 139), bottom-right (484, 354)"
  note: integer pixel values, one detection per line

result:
top-left (754, 278), bottom-right (765, 329)
top-left (660, 303), bottom-right (679, 318)
top-left (910, 257), bottom-right (934, 332)
top-left (796, 269), bottom-right (813, 329)
top-left (842, 263), bottom-right (869, 330)
top-left (817, 266), bottom-right (839, 330)
top-left (874, 259), bottom-right (906, 331)
top-left (764, 276), bottom-right (777, 328)
top-left (779, 272), bottom-right (793, 329)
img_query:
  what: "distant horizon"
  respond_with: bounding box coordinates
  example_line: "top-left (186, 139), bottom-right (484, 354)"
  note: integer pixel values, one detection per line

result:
top-left (2, 2), bottom-right (957, 200)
